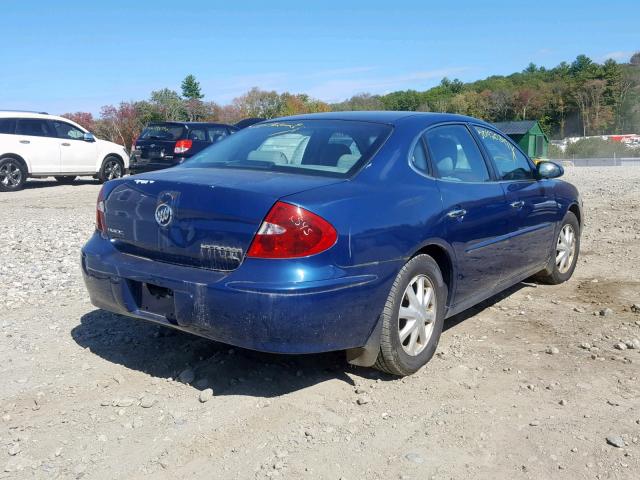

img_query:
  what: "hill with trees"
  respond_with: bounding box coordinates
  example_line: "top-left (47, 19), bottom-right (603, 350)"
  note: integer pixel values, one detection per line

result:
top-left (62, 53), bottom-right (639, 152)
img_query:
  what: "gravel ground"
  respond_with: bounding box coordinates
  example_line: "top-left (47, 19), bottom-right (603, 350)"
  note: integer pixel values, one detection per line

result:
top-left (1, 168), bottom-right (639, 480)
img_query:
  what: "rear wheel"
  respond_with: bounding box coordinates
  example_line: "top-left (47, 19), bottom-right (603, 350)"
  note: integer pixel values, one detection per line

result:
top-left (535, 211), bottom-right (580, 285)
top-left (374, 254), bottom-right (447, 376)
top-left (0, 157), bottom-right (27, 192)
top-left (54, 175), bottom-right (76, 184)
top-left (98, 156), bottom-right (124, 183)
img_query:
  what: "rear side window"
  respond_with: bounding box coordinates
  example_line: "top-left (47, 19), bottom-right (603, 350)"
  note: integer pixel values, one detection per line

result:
top-left (186, 127), bottom-right (206, 141)
top-left (139, 124), bottom-right (184, 141)
top-left (206, 127), bottom-right (228, 143)
top-left (474, 126), bottom-right (535, 180)
top-left (15, 119), bottom-right (51, 137)
top-left (0, 118), bottom-right (16, 134)
top-left (424, 125), bottom-right (489, 182)
top-left (410, 138), bottom-right (428, 172)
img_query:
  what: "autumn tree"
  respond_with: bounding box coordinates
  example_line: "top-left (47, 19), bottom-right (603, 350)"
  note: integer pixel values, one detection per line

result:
top-left (96, 103), bottom-right (142, 150)
top-left (61, 112), bottom-right (95, 132)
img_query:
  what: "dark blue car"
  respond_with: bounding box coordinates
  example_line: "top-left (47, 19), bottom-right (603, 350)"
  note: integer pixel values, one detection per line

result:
top-left (81, 112), bottom-right (582, 376)
top-left (130, 121), bottom-right (237, 174)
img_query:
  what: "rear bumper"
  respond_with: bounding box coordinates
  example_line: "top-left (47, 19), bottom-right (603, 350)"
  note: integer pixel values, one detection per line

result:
top-left (129, 157), bottom-right (187, 174)
top-left (81, 233), bottom-right (399, 354)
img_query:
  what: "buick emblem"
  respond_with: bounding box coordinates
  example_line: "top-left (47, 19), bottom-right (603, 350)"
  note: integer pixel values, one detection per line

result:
top-left (155, 203), bottom-right (173, 227)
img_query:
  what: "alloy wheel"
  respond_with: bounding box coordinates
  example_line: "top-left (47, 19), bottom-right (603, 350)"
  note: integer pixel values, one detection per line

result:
top-left (398, 274), bottom-right (437, 356)
top-left (104, 160), bottom-right (122, 180)
top-left (556, 224), bottom-right (576, 274)
top-left (0, 160), bottom-right (23, 188)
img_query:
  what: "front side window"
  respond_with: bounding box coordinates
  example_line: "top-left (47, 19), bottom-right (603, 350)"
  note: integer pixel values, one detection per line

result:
top-left (474, 126), bottom-right (535, 180)
top-left (15, 119), bottom-right (51, 137)
top-left (51, 121), bottom-right (84, 140)
top-left (183, 120), bottom-right (392, 177)
top-left (424, 124), bottom-right (489, 182)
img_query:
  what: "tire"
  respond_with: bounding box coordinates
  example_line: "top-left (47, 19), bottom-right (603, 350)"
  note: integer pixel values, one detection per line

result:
top-left (535, 211), bottom-right (580, 285)
top-left (98, 156), bottom-right (124, 183)
top-left (0, 157), bottom-right (27, 192)
top-left (374, 254), bottom-right (447, 376)
top-left (54, 175), bottom-right (77, 184)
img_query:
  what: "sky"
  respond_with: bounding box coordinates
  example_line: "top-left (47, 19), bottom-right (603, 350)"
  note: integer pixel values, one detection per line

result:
top-left (0, 0), bottom-right (637, 115)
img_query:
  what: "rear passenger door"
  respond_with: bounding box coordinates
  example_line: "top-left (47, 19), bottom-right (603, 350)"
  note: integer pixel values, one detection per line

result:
top-left (422, 124), bottom-right (512, 308)
top-left (472, 126), bottom-right (558, 278)
top-left (14, 118), bottom-right (61, 173)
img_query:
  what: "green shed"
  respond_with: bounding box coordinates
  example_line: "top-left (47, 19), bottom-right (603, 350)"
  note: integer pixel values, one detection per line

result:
top-left (492, 120), bottom-right (549, 159)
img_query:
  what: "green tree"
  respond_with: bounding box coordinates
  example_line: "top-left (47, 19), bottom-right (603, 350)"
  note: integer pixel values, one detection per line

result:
top-left (381, 90), bottom-right (423, 111)
top-left (150, 88), bottom-right (187, 121)
top-left (181, 74), bottom-right (204, 100)
top-left (233, 87), bottom-right (284, 118)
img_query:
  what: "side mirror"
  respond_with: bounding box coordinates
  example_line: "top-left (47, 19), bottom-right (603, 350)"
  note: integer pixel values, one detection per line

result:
top-left (537, 160), bottom-right (563, 179)
top-left (83, 132), bottom-right (96, 142)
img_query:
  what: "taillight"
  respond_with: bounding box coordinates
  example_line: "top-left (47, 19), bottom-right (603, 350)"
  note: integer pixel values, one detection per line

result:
top-left (96, 187), bottom-right (106, 233)
top-left (247, 202), bottom-right (337, 259)
top-left (174, 139), bottom-right (192, 154)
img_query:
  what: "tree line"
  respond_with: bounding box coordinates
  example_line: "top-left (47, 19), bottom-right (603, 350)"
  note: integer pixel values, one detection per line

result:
top-left (63, 53), bottom-right (640, 151)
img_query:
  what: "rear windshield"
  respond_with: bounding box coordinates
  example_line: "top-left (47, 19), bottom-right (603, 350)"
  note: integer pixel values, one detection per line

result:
top-left (139, 124), bottom-right (185, 141)
top-left (181, 120), bottom-right (392, 177)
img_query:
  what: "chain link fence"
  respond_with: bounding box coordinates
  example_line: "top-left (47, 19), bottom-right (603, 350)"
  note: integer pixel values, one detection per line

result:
top-left (550, 157), bottom-right (640, 167)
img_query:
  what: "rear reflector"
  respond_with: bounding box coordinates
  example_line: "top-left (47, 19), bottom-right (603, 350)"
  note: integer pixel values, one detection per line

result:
top-left (96, 186), bottom-right (106, 233)
top-left (247, 201), bottom-right (337, 258)
top-left (174, 139), bottom-right (192, 154)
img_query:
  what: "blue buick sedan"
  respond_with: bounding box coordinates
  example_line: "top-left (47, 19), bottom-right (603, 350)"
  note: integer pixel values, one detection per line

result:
top-left (81, 112), bottom-right (582, 376)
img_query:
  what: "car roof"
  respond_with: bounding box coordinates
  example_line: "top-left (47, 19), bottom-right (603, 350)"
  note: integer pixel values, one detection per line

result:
top-left (0, 110), bottom-right (88, 130)
top-left (271, 111), bottom-right (488, 127)
top-left (147, 121), bottom-right (233, 128)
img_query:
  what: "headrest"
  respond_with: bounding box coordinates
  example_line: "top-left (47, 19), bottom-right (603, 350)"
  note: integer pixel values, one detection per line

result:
top-left (247, 150), bottom-right (289, 164)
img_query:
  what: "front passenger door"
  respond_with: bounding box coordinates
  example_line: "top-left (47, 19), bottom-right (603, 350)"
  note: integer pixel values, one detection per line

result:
top-left (473, 126), bottom-right (558, 278)
top-left (423, 124), bottom-right (512, 309)
top-left (50, 120), bottom-right (97, 172)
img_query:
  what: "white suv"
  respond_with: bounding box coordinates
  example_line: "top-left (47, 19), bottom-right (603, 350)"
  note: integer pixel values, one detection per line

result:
top-left (0, 111), bottom-right (129, 192)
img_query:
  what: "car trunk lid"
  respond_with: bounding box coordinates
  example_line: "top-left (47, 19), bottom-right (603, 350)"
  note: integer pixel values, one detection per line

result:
top-left (103, 168), bottom-right (343, 271)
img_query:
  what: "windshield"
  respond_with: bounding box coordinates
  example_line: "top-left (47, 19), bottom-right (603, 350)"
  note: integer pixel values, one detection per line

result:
top-left (181, 120), bottom-right (392, 177)
top-left (139, 124), bottom-right (185, 141)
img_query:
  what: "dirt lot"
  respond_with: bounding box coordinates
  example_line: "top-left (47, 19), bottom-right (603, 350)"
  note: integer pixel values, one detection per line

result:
top-left (1, 167), bottom-right (639, 480)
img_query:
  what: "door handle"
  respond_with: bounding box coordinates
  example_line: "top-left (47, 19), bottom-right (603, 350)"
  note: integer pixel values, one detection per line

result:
top-left (61, 142), bottom-right (71, 146)
top-left (510, 200), bottom-right (525, 209)
top-left (19, 140), bottom-right (30, 144)
top-left (447, 208), bottom-right (467, 218)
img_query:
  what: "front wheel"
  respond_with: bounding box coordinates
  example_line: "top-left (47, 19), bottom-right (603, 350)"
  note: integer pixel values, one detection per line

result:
top-left (374, 254), bottom-right (447, 376)
top-left (98, 156), bottom-right (124, 183)
top-left (535, 211), bottom-right (580, 285)
top-left (0, 157), bottom-right (27, 192)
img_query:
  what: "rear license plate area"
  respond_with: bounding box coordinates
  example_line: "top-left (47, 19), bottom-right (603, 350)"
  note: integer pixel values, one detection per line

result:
top-left (132, 281), bottom-right (176, 321)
